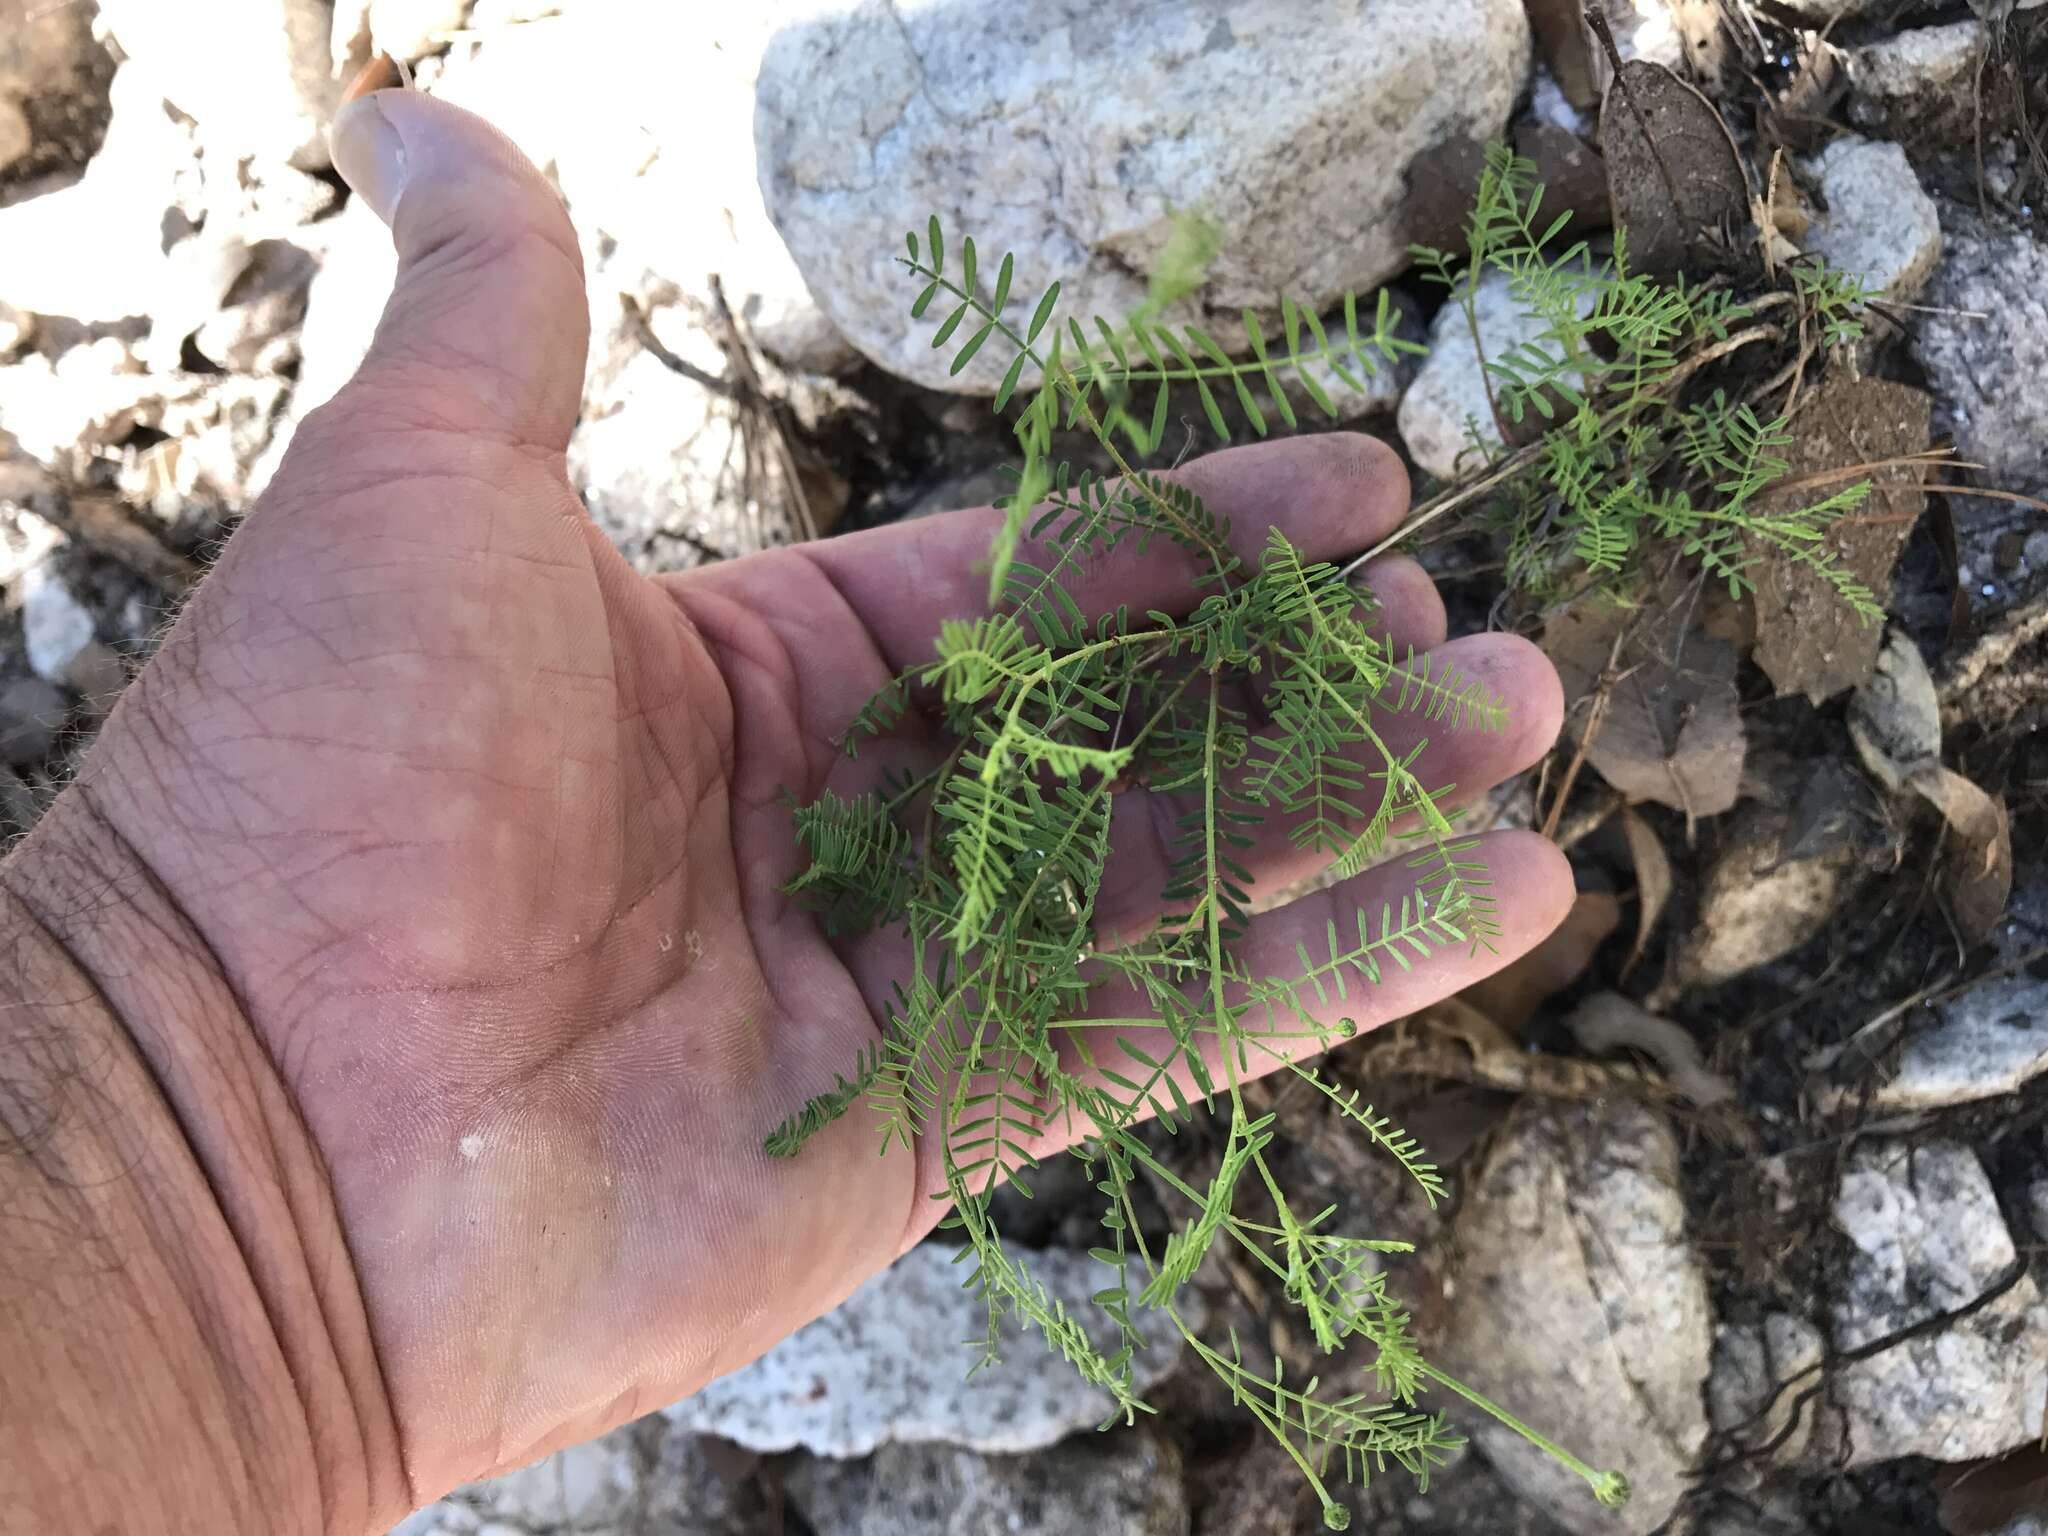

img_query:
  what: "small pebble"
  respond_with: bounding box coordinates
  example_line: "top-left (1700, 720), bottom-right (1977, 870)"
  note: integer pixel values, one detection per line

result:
top-left (21, 566), bottom-right (97, 686)
top-left (0, 675), bottom-right (70, 765)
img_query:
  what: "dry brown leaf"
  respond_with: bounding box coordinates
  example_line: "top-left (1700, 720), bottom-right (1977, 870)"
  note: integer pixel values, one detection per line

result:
top-left (1618, 806), bottom-right (1672, 984)
top-left (1461, 889), bottom-right (1622, 1034)
top-left (1599, 60), bottom-right (1749, 278)
top-left (1545, 601), bottom-right (1746, 818)
top-left (1751, 377), bottom-right (1933, 703)
top-left (1936, 1445), bottom-right (2048, 1536)
top-left (1908, 763), bottom-right (2013, 944)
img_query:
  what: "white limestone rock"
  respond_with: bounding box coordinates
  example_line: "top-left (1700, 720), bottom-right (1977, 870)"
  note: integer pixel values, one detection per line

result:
top-left (662, 1243), bottom-right (1187, 1458)
top-left (1870, 974), bottom-right (2048, 1111)
top-left (1398, 270), bottom-right (1550, 483)
top-left (1802, 138), bottom-right (1941, 311)
top-left (1914, 214), bottom-right (2048, 499)
top-left (1830, 1140), bottom-right (2048, 1466)
top-left (755, 0), bottom-right (1531, 392)
top-left (1845, 20), bottom-right (1986, 105)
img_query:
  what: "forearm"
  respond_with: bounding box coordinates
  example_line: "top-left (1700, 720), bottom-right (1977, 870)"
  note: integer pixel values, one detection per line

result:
top-left (0, 793), bottom-right (401, 1535)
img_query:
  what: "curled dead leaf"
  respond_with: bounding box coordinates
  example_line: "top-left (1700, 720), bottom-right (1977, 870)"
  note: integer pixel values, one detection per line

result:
top-left (1544, 600), bottom-right (1746, 819)
top-left (1618, 806), bottom-right (1673, 984)
top-left (1524, 0), bottom-right (1599, 111)
top-left (1936, 1445), bottom-right (2048, 1536)
top-left (1907, 763), bottom-right (2012, 945)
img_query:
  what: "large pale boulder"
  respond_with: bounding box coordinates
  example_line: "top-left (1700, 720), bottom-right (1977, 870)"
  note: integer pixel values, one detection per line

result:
top-left (1431, 1102), bottom-right (1712, 1535)
top-left (755, 0), bottom-right (1532, 392)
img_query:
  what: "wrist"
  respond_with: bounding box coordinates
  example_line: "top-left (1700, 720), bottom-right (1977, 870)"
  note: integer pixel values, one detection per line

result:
top-left (0, 788), bottom-right (404, 1535)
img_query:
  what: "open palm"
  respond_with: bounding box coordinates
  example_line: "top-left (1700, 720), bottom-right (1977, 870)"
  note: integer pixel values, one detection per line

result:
top-left (45, 92), bottom-right (1569, 1519)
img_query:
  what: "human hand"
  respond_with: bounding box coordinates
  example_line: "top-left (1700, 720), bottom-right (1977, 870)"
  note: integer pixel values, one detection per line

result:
top-left (0, 90), bottom-right (1568, 1533)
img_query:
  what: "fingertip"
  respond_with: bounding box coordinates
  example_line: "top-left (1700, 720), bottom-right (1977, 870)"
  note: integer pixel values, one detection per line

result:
top-left (1441, 631), bottom-right (1563, 776)
top-left (1422, 828), bottom-right (1577, 994)
top-left (323, 87), bottom-right (588, 452)
top-left (328, 92), bottom-right (407, 225)
top-left (1287, 430), bottom-right (1411, 552)
top-left (1491, 632), bottom-right (1566, 771)
top-left (1353, 553), bottom-right (1446, 653)
top-left (1174, 430), bottom-right (1410, 559)
top-left (335, 87), bottom-right (571, 238)
top-left (341, 51), bottom-right (405, 107)
top-left (1307, 427), bottom-right (1409, 495)
top-left (1477, 828), bottom-right (1577, 940)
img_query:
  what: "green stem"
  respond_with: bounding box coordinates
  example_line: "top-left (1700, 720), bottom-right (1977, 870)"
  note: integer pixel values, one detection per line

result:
top-left (1420, 1364), bottom-right (1630, 1507)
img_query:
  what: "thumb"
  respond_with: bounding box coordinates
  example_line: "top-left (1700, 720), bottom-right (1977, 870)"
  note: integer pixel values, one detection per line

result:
top-left (325, 88), bottom-right (587, 451)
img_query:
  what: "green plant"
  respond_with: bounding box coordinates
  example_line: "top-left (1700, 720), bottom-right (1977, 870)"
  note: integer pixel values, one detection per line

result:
top-left (1409, 145), bottom-right (1882, 616)
top-left (763, 201), bottom-right (1637, 1527)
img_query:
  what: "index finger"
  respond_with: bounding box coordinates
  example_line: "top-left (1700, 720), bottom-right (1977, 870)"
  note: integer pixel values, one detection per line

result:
top-left (797, 432), bottom-right (1411, 674)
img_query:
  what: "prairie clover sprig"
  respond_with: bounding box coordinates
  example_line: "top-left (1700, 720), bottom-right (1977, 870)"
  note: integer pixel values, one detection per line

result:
top-left (763, 183), bottom-right (1652, 1525)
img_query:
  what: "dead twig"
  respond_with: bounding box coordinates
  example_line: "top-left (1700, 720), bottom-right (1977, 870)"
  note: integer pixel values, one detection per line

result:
top-left (622, 294), bottom-right (734, 397)
top-left (1339, 440), bottom-right (1547, 579)
top-left (1539, 618), bottom-right (1631, 840)
top-left (1541, 684), bottom-right (1612, 840)
top-left (1656, 322), bottom-right (1780, 394)
top-left (1929, 483), bottom-right (2048, 518)
top-left (1755, 448), bottom-right (1965, 500)
top-left (1366, 1025), bottom-right (1685, 1106)
top-left (1939, 592), bottom-right (2048, 710)
top-left (708, 275), bottom-right (820, 545)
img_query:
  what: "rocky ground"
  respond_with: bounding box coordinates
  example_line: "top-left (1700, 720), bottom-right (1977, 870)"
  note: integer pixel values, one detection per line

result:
top-left (3, 2), bottom-right (2046, 1534)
